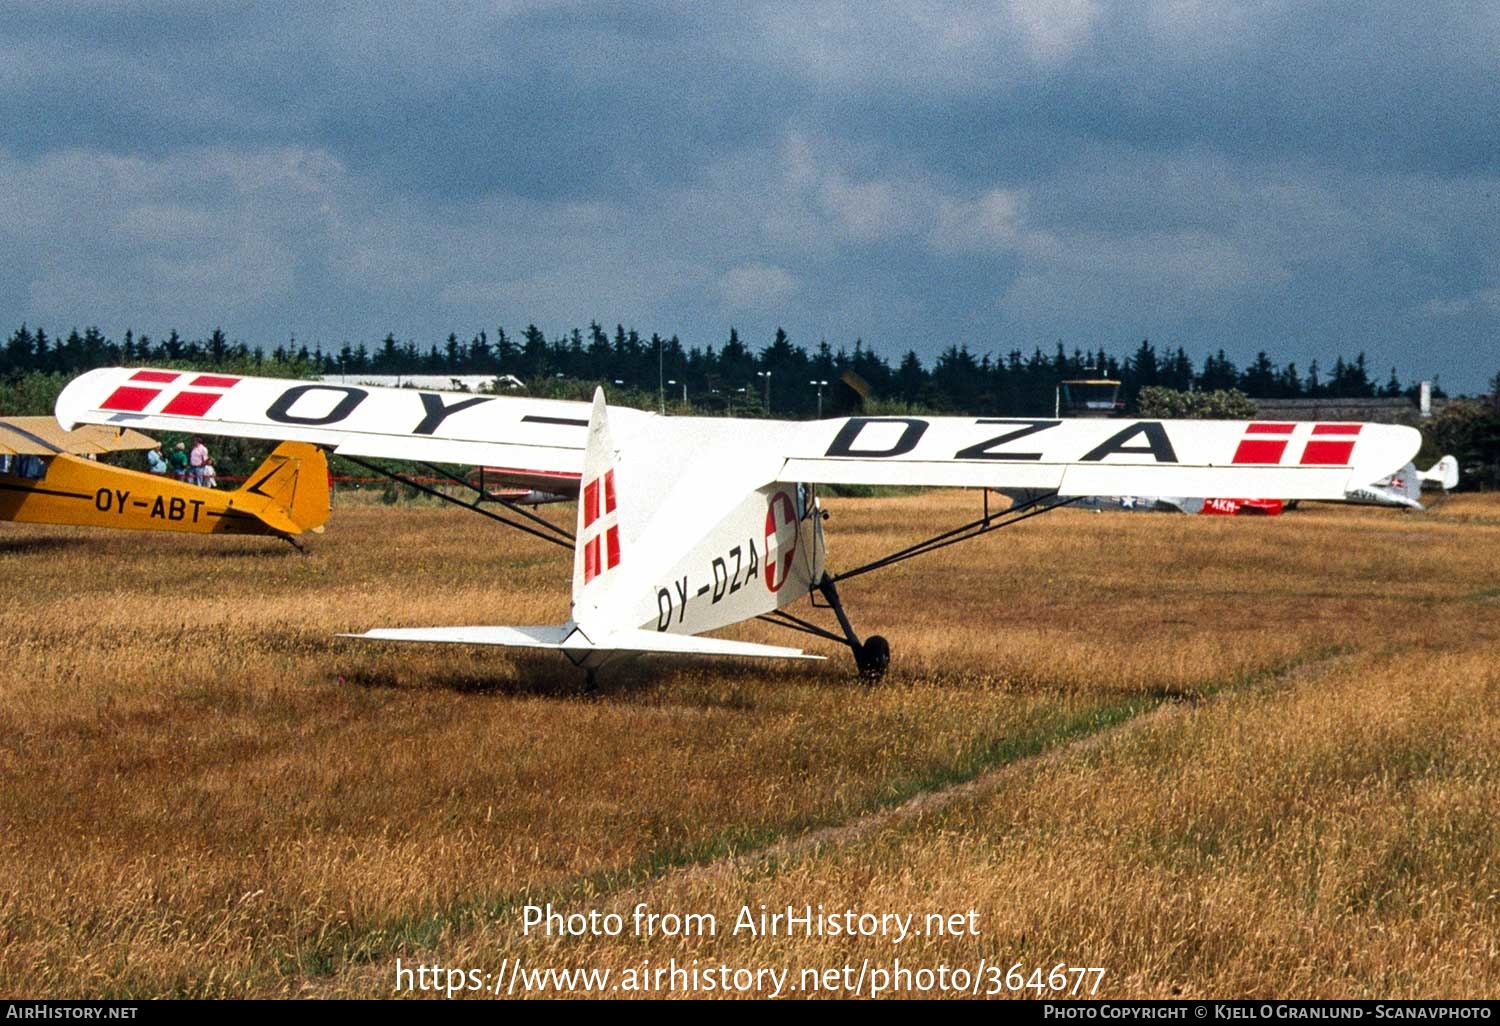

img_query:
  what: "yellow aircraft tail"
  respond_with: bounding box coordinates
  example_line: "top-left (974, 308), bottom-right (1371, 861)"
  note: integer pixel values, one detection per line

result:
top-left (228, 442), bottom-right (330, 536)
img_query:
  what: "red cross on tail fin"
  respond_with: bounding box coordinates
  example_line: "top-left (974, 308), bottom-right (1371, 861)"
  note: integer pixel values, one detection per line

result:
top-left (572, 388), bottom-right (623, 619)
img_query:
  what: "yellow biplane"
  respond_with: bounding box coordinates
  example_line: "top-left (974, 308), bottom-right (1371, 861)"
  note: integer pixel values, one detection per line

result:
top-left (0, 417), bottom-right (329, 546)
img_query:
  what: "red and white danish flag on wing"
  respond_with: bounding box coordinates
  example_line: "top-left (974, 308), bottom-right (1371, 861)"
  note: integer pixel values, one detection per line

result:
top-left (1231, 422), bottom-right (1364, 467)
top-left (580, 468), bottom-right (620, 584)
top-left (97, 370), bottom-right (242, 418)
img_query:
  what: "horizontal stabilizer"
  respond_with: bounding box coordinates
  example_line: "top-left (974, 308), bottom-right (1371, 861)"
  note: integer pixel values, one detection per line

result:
top-left (342, 625), bottom-right (574, 647)
top-left (342, 624), bottom-right (821, 661)
top-left (594, 629), bottom-right (821, 660)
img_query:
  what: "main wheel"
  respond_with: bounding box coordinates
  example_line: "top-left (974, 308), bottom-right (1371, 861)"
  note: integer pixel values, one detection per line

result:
top-left (854, 635), bottom-right (891, 682)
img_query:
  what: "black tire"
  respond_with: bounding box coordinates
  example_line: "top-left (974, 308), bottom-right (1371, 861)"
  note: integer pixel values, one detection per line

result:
top-left (855, 635), bottom-right (891, 682)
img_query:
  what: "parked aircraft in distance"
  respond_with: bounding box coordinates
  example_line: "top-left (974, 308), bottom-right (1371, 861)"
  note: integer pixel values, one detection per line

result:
top-left (1, 416), bottom-right (329, 546)
top-left (1001, 456), bottom-right (1458, 516)
top-left (470, 465), bottom-right (577, 506)
top-left (1339, 456), bottom-right (1458, 510)
top-left (997, 492), bottom-right (1286, 516)
top-left (57, 368), bottom-right (1421, 680)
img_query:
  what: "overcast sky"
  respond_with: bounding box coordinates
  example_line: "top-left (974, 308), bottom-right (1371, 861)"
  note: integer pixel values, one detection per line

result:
top-left (2, 1), bottom-right (1496, 393)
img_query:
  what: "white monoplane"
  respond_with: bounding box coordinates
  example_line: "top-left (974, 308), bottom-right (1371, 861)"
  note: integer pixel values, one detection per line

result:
top-left (56, 369), bottom-right (1421, 682)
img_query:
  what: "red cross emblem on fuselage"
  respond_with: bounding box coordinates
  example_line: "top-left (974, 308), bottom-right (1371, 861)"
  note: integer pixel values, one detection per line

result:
top-left (764, 490), bottom-right (799, 593)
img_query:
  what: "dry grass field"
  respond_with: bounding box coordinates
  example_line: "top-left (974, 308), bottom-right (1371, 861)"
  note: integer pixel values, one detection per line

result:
top-left (1, 489), bottom-right (1496, 998)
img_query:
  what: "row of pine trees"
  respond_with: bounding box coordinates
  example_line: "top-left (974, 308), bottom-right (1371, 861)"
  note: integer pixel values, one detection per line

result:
top-left (3, 322), bottom-right (1425, 419)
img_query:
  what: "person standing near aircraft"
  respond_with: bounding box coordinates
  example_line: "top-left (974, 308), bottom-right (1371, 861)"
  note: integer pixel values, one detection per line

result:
top-left (146, 445), bottom-right (167, 475)
top-left (169, 443), bottom-right (189, 482)
top-left (202, 457), bottom-right (218, 489)
top-left (188, 437), bottom-right (209, 486)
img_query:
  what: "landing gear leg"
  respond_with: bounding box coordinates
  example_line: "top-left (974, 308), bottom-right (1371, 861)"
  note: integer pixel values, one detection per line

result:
top-left (816, 574), bottom-right (890, 682)
top-left (583, 668), bottom-right (599, 693)
top-left (854, 635), bottom-right (890, 681)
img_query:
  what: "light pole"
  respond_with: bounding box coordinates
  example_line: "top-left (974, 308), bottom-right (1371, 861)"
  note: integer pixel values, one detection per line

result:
top-left (756, 370), bottom-right (772, 413)
top-left (657, 335), bottom-right (664, 414)
top-left (809, 379), bottom-right (828, 418)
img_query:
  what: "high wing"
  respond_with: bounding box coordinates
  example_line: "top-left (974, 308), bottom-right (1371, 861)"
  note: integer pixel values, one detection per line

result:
top-left (55, 367), bottom-right (641, 473)
top-left (776, 416), bottom-right (1421, 500)
top-left (57, 367), bottom-right (1420, 500)
top-left (0, 416), bottom-right (157, 456)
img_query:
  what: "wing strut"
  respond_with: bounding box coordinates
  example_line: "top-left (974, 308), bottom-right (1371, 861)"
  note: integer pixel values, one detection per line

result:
top-left (748, 490), bottom-right (1079, 681)
top-left (756, 608), bottom-right (847, 645)
top-left (337, 454), bottom-right (574, 551)
top-left (829, 489), bottom-right (1078, 584)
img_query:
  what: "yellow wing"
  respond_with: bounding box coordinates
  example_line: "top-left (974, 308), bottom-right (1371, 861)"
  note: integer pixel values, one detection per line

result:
top-left (0, 417), bottom-right (157, 456)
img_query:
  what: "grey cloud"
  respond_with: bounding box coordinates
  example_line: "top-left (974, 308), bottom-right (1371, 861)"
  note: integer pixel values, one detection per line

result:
top-left (0, 2), bottom-right (1496, 391)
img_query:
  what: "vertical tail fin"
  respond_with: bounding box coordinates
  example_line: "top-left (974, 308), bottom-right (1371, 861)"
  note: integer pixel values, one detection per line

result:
top-left (571, 389), bottom-right (622, 622)
top-left (233, 441), bottom-right (331, 534)
top-left (1421, 455), bottom-right (1459, 491)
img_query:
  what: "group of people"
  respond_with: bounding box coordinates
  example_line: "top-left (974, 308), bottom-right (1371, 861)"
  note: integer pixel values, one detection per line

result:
top-left (147, 437), bottom-right (217, 487)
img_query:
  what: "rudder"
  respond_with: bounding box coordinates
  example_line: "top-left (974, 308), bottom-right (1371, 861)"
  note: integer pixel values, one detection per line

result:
top-left (571, 389), bottom-right (622, 624)
top-left (233, 441), bottom-right (331, 534)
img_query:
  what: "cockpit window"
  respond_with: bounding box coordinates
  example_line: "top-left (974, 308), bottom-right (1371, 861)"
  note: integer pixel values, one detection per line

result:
top-left (2, 455), bottom-right (46, 479)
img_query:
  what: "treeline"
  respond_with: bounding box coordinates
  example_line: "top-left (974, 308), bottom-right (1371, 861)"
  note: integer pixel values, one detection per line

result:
top-left (1, 322), bottom-right (1435, 418)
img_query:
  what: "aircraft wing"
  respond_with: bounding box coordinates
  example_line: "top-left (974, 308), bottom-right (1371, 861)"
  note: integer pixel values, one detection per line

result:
top-left (775, 416), bottom-right (1422, 501)
top-left (0, 416), bottom-right (156, 456)
top-left (57, 369), bottom-right (1421, 503)
top-left (54, 367), bottom-right (646, 473)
